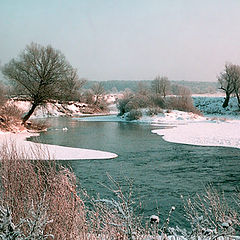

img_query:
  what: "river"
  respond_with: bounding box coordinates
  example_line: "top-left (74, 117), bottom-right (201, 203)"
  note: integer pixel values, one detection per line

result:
top-left (29, 116), bottom-right (240, 228)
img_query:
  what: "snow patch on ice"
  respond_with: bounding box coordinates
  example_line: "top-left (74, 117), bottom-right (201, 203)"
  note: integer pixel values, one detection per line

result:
top-left (152, 120), bottom-right (240, 149)
top-left (0, 131), bottom-right (118, 160)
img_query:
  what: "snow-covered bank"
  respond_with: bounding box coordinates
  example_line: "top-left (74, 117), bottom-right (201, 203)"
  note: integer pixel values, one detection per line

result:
top-left (147, 110), bottom-right (240, 149)
top-left (152, 120), bottom-right (240, 149)
top-left (77, 110), bottom-right (240, 150)
top-left (10, 99), bottom-right (112, 118)
top-left (0, 132), bottom-right (118, 160)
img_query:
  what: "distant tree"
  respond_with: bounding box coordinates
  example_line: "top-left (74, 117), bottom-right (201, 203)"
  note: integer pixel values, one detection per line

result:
top-left (137, 82), bottom-right (150, 95)
top-left (0, 82), bottom-right (7, 106)
top-left (111, 87), bottom-right (118, 93)
top-left (82, 89), bottom-right (95, 104)
top-left (91, 82), bottom-right (105, 105)
top-left (2, 43), bottom-right (82, 124)
top-left (218, 63), bottom-right (240, 108)
top-left (151, 76), bottom-right (171, 98)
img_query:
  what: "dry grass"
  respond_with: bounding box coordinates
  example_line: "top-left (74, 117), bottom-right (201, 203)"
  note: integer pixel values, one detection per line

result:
top-left (166, 95), bottom-right (202, 115)
top-left (0, 143), bottom-right (86, 239)
top-left (0, 102), bottom-right (25, 132)
top-left (182, 185), bottom-right (240, 239)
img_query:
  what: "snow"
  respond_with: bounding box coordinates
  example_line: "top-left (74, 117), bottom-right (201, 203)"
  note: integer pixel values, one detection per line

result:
top-left (193, 96), bottom-right (240, 118)
top-left (76, 109), bottom-right (240, 150)
top-left (152, 120), bottom-right (240, 149)
top-left (147, 110), bottom-right (240, 149)
top-left (9, 100), bottom-right (111, 118)
top-left (0, 131), bottom-right (118, 160)
top-left (4, 97), bottom-right (240, 158)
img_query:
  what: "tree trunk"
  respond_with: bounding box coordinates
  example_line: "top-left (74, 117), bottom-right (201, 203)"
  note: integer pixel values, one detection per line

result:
top-left (222, 93), bottom-right (230, 108)
top-left (235, 90), bottom-right (240, 109)
top-left (22, 103), bottom-right (38, 124)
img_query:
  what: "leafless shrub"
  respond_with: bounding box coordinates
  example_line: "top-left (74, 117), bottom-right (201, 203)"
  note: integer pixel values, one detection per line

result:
top-left (0, 83), bottom-right (7, 106)
top-left (166, 94), bottom-right (201, 115)
top-left (82, 90), bottom-right (95, 105)
top-left (97, 100), bottom-right (109, 112)
top-left (182, 185), bottom-right (240, 239)
top-left (166, 95), bottom-right (197, 113)
top-left (117, 92), bottom-right (151, 116)
top-left (126, 110), bottom-right (142, 121)
top-left (149, 94), bottom-right (166, 108)
top-left (25, 119), bottom-right (49, 132)
top-left (86, 174), bottom-right (145, 240)
top-left (0, 143), bottom-right (86, 240)
top-left (146, 107), bottom-right (163, 116)
top-left (0, 102), bottom-right (24, 132)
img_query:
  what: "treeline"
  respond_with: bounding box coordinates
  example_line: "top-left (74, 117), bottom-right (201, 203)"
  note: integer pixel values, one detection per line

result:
top-left (84, 80), bottom-right (218, 94)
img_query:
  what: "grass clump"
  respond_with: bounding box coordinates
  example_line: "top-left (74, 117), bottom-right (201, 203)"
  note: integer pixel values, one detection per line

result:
top-left (0, 143), bottom-right (86, 240)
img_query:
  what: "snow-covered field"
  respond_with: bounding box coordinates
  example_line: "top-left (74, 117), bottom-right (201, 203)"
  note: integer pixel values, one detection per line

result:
top-left (193, 96), bottom-right (240, 117)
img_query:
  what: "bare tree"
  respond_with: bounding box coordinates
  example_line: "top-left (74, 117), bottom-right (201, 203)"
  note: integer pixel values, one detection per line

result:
top-left (0, 82), bottom-right (7, 106)
top-left (91, 82), bottom-right (105, 105)
top-left (137, 82), bottom-right (150, 96)
top-left (2, 43), bottom-right (82, 124)
top-left (218, 63), bottom-right (240, 108)
top-left (151, 76), bottom-right (171, 98)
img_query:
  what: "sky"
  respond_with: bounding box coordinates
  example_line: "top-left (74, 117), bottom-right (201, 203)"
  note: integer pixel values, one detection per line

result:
top-left (1, 0), bottom-right (240, 82)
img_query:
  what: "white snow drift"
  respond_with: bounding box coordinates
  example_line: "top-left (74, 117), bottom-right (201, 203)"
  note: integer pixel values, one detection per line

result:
top-left (152, 120), bottom-right (240, 149)
top-left (0, 131), bottom-right (118, 160)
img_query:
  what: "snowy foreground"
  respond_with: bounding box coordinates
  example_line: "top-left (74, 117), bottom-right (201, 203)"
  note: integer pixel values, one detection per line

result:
top-left (0, 131), bottom-right (118, 160)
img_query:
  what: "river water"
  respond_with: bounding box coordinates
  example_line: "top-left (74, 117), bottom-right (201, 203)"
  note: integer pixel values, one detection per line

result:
top-left (29, 117), bottom-right (240, 228)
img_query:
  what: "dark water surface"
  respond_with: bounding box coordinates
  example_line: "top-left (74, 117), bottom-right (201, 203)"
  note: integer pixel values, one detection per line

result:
top-left (29, 117), bottom-right (240, 227)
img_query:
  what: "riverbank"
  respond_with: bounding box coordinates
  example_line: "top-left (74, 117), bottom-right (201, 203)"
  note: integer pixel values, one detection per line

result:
top-left (0, 131), bottom-right (118, 160)
top-left (152, 119), bottom-right (240, 149)
top-left (76, 110), bottom-right (240, 150)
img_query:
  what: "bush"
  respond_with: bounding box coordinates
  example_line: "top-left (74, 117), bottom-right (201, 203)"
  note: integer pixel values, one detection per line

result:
top-left (98, 100), bottom-right (109, 112)
top-left (0, 83), bottom-right (7, 106)
top-left (25, 119), bottom-right (49, 132)
top-left (166, 95), bottom-right (201, 114)
top-left (0, 102), bottom-right (24, 132)
top-left (149, 94), bottom-right (166, 108)
top-left (179, 185), bottom-right (240, 239)
top-left (146, 107), bottom-right (163, 116)
top-left (0, 143), bottom-right (86, 239)
top-left (117, 92), bottom-right (151, 116)
top-left (117, 92), bottom-right (135, 115)
top-left (82, 89), bottom-right (95, 104)
top-left (126, 109), bottom-right (142, 121)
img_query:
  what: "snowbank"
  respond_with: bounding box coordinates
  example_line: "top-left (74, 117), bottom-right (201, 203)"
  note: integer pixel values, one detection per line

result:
top-left (0, 131), bottom-right (118, 160)
top-left (152, 120), bottom-right (240, 149)
top-left (10, 100), bottom-right (111, 118)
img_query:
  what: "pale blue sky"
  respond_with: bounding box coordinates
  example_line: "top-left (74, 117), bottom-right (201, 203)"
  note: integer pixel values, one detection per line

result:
top-left (1, 0), bottom-right (240, 81)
